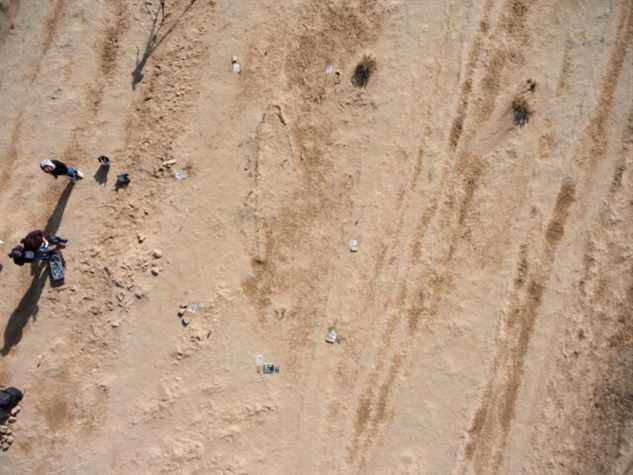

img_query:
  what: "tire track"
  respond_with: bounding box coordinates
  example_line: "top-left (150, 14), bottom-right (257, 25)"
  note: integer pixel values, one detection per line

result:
top-left (460, 179), bottom-right (575, 474)
top-left (0, 0), bottom-right (68, 190)
top-left (448, 0), bottom-right (494, 151)
top-left (348, 1), bottom-right (538, 467)
top-left (559, 148), bottom-right (633, 473)
top-left (555, 37), bottom-right (573, 97)
top-left (576, 1), bottom-right (633, 175)
top-left (460, 3), bottom-right (633, 472)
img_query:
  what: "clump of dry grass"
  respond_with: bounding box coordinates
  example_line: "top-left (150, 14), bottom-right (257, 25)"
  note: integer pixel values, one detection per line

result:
top-left (512, 97), bottom-right (530, 127)
top-left (351, 55), bottom-right (376, 88)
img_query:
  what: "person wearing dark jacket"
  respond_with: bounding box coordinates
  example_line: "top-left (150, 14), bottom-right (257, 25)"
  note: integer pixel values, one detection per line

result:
top-left (8, 245), bottom-right (38, 266)
top-left (20, 230), bottom-right (67, 252)
top-left (0, 387), bottom-right (23, 413)
top-left (40, 159), bottom-right (84, 181)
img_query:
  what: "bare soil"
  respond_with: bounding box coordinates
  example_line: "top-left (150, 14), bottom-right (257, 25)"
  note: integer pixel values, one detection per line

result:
top-left (1, 1), bottom-right (632, 474)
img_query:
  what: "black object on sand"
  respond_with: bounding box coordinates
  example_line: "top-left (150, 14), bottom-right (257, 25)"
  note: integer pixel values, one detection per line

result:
top-left (115, 173), bottom-right (130, 190)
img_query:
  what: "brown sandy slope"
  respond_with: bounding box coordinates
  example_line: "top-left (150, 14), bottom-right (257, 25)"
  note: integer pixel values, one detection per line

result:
top-left (0, 0), bottom-right (632, 473)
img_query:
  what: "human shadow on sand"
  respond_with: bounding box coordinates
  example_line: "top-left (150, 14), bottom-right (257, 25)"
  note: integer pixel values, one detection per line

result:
top-left (2, 181), bottom-right (75, 356)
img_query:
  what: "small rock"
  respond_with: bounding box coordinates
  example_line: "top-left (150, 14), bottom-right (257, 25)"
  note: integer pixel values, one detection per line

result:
top-left (9, 406), bottom-right (19, 416)
top-left (177, 309), bottom-right (186, 317)
top-left (1, 443), bottom-right (8, 451)
top-left (152, 249), bottom-right (163, 259)
top-left (0, 427), bottom-right (7, 434)
top-left (151, 267), bottom-right (160, 276)
top-left (111, 321), bottom-right (120, 328)
top-left (181, 318), bottom-right (190, 327)
top-left (137, 233), bottom-right (145, 243)
top-left (8, 417), bottom-right (16, 424)
top-left (162, 159), bottom-right (176, 167)
top-left (135, 291), bottom-right (145, 299)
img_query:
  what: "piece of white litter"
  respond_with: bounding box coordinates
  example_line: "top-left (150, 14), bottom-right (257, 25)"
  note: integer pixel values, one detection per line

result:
top-left (256, 354), bottom-right (264, 365)
top-left (349, 239), bottom-right (359, 252)
top-left (325, 64), bottom-right (334, 75)
top-left (231, 56), bottom-right (241, 74)
top-left (174, 170), bottom-right (187, 180)
top-left (325, 329), bottom-right (337, 344)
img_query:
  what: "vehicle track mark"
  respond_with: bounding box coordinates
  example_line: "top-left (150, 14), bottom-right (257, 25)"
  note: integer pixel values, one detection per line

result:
top-left (577, 1), bottom-right (633, 173)
top-left (462, 179), bottom-right (575, 474)
top-left (349, 1), bottom-right (538, 465)
top-left (555, 38), bottom-right (573, 97)
top-left (448, 0), bottom-right (494, 151)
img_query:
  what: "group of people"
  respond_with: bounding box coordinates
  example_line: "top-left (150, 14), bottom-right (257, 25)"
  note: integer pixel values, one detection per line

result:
top-left (0, 159), bottom-right (92, 413)
top-left (6, 159), bottom-right (84, 268)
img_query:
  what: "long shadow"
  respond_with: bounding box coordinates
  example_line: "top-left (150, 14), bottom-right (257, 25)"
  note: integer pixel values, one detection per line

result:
top-left (131, 0), bottom-right (198, 90)
top-left (44, 180), bottom-right (74, 236)
top-left (2, 181), bottom-right (75, 356)
top-left (2, 264), bottom-right (47, 356)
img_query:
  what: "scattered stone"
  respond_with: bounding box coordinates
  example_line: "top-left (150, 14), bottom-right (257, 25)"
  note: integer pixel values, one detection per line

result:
top-left (151, 267), bottom-right (160, 276)
top-left (152, 249), bottom-right (163, 259)
top-left (137, 233), bottom-right (146, 243)
top-left (4, 436), bottom-right (13, 444)
top-left (0, 427), bottom-right (7, 435)
top-left (8, 417), bottom-right (16, 424)
top-left (1, 443), bottom-right (8, 451)
top-left (111, 321), bottom-right (120, 328)
top-left (162, 159), bottom-right (177, 168)
top-left (177, 309), bottom-right (186, 317)
top-left (181, 317), bottom-right (190, 327)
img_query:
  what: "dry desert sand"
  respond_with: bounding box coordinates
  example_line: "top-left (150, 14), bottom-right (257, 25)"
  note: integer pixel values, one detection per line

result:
top-left (1, 0), bottom-right (633, 474)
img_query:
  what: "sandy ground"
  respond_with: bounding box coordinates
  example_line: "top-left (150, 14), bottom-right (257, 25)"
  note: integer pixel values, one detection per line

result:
top-left (0, 0), bottom-right (632, 473)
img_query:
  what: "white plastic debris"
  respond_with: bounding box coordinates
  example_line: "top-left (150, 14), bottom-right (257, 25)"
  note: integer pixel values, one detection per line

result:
top-left (325, 64), bottom-right (334, 75)
top-left (325, 329), bottom-right (337, 344)
top-left (349, 239), bottom-right (359, 252)
top-left (231, 56), bottom-right (241, 74)
top-left (256, 354), bottom-right (264, 365)
top-left (174, 170), bottom-right (187, 180)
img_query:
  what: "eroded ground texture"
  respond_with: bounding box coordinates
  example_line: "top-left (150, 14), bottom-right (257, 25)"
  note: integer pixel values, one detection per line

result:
top-left (0, 0), bottom-right (632, 474)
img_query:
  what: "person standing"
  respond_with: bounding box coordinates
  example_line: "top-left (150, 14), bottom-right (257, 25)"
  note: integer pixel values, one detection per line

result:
top-left (40, 159), bottom-right (84, 181)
